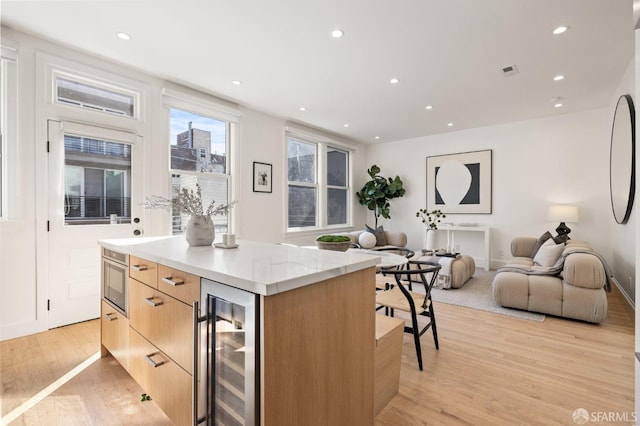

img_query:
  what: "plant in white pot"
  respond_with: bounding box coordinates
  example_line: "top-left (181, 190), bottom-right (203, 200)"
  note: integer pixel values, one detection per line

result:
top-left (416, 208), bottom-right (445, 250)
top-left (144, 183), bottom-right (236, 246)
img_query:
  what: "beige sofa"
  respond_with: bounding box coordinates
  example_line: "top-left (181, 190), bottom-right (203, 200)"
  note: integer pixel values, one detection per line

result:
top-left (344, 230), bottom-right (407, 250)
top-left (491, 236), bottom-right (610, 323)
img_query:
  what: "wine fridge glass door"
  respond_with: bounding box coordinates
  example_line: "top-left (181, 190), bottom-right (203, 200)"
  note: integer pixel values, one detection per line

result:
top-left (201, 279), bottom-right (257, 425)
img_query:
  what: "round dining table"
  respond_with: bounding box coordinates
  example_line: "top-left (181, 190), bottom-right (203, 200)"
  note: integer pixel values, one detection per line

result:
top-left (347, 248), bottom-right (408, 270)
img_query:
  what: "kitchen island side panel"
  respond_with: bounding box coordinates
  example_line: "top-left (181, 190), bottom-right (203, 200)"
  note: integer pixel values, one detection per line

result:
top-left (261, 266), bottom-right (376, 425)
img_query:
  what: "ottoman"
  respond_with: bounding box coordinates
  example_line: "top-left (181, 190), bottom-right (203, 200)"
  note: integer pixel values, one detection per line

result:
top-left (410, 253), bottom-right (475, 289)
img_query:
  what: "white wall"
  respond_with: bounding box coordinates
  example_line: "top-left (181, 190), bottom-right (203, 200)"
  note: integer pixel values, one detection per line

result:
top-left (365, 108), bottom-right (623, 274)
top-left (0, 30), bottom-right (39, 339)
top-left (611, 56), bottom-right (637, 304)
top-left (235, 111), bottom-right (368, 244)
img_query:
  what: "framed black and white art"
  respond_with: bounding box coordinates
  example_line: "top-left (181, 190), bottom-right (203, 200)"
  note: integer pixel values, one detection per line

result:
top-left (253, 161), bottom-right (272, 193)
top-left (426, 149), bottom-right (492, 214)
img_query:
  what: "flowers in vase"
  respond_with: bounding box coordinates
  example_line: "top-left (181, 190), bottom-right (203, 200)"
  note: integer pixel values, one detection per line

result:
top-left (416, 208), bottom-right (446, 230)
top-left (143, 183), bottom-right (237, 217)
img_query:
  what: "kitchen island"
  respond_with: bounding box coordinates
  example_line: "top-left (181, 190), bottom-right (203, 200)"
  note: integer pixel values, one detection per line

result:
top-left (99, 236), bottom-right (380, 425)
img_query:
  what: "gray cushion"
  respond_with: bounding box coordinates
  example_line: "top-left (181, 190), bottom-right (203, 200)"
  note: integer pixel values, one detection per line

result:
top-left (365, 224), bottom-right (387, 246)
top-left (530, 231), bottom-right (552, 257)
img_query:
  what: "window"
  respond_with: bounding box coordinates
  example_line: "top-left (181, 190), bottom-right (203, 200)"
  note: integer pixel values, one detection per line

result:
top-left (63, 134), bottom-right (132, 225)
top-left (287, 132), bottom-right (351, 231)
top-left (287, 138), bottom-right (317, 227)
top-left (54, 73), bottom-right (138, 118)
top-left (327, 147), bottom-right (349, 225)
top-left (169, 107), bottom-right (231, 235)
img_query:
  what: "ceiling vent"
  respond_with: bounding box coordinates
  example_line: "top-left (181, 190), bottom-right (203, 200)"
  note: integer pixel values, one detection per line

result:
top-left (501, 64), bottom-right (519, 76)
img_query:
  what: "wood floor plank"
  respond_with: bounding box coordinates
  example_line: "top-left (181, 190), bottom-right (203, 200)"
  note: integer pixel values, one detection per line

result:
top-left (0, 275), bottom-right (634, 425)
top-left (375, 280), bottom-right (634, 425)
top-left (1, 320), bottom-right (171, 425)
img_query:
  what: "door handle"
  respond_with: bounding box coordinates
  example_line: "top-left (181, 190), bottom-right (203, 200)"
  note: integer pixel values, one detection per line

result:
top-left (162, 276), bottom-right (185, 286)
top-left (144, 296), bottom-right (163, 307)
top-left (145, 352), bottom-right (166, 368)
top-left (104, 312), bottom-right (117, 321)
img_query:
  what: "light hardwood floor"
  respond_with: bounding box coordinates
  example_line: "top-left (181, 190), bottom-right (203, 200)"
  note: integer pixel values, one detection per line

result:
top-left (1, 284), bottom-right (634, 425)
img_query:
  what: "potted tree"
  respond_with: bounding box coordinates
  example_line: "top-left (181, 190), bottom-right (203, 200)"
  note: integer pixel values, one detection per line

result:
top-left (356, 165), bottom-right (405, 228)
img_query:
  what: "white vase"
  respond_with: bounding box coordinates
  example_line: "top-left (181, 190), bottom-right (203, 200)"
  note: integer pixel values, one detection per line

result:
top-left (185, 215), bottom-right (215, 246)
top-left (425, 229), bottom-right (436, 250)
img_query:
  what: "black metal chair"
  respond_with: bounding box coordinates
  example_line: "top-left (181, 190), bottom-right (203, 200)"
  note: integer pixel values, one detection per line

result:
top-left (375, 260), bottom-right (441, 371)
top-left (373, 247), bottom-right (415, 291)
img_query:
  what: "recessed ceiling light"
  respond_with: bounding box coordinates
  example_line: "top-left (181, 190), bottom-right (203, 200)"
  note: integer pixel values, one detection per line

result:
top-left (425, 105), bottom-right (433, 110)
top-left (390, 78), bottom-right (400, 84)
top-left (116, 32), bottom-right (131, 40)
top-left (232, 80), bottom-right (242, 85)
top-left (553, 25), bottom-right (568, 35)
top-left (554, 102), bottom-right (563, 108)
top-left (299, 107), bottom-right (307, 111)
top-left (332, 29), bottom-right (344, 38)
top-left (343, 124), bottom-right (350, 128)
top-left (374, 136), bottom-right (380, 140)
top-left (553, 75), bottom-right (565, 81)
top-left (447, 122), bottom-right (454, 127)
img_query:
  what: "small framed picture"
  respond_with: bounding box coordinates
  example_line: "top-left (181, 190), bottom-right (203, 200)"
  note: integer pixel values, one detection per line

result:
top-left (253, 162), bottom-right (272, 193)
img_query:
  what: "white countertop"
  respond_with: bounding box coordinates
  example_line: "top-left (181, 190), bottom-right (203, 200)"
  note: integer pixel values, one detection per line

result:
top-left (99, 236), bottom-right (380, 296)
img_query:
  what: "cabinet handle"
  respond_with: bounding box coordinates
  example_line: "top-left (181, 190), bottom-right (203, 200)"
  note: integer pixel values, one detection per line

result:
top-left (131, 264), bottom-right (147, 271)
top-left (162, 276), bottom-right (185, 286)
top-left (104, 312), bottom-right (117, 321)
top-left (144, 297), bottom-right (163, 307)
top-left (144, 352), bottom-right (166, 368)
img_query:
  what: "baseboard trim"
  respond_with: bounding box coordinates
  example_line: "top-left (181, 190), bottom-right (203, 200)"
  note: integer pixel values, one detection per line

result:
top-left (611, 276), bottom-right (635, 310)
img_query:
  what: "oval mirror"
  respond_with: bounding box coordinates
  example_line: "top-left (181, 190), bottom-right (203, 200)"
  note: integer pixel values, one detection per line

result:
top-left (609, 94), bottom-right (636, 224)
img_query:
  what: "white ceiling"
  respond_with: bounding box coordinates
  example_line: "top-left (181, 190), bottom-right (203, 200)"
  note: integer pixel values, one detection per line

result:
top-left (1, 0), bottom-right (635, 144)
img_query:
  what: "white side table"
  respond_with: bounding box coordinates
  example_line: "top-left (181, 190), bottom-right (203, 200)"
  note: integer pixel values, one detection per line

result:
top-left (438, 225), bottom-right (491, 270)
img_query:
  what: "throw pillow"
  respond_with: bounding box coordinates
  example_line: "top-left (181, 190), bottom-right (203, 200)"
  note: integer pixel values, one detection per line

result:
top-left (530, 231), bottom-right (553, 258)
top-left (358, 232), bottom-right (377, 249)
top-left (533, 240), bottom-right (565, 267)
top-left (365, 224), bottom-right (387, 246)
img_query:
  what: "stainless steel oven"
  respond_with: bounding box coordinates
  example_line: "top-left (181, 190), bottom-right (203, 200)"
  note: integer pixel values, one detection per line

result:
top-left (102, 248), bottom-right (128, 314)
top-left (197, 279), bottom-right (259, 425)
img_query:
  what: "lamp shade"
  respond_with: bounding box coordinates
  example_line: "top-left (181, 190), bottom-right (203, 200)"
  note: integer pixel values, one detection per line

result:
top-left (547, 205), bottom-right (579, 223)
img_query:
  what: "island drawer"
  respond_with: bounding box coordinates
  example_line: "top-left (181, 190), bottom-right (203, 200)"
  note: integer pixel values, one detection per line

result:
top-left (129, 328), bottom-right (192, 426)
top-left (128, 278), bottom-right (194, 374)
top-left (157, 264), bottom-right (200, 305)
top-left (129, 255), bottom-right (157, 288)
top-left (101, 300), bottom-right (129, 371)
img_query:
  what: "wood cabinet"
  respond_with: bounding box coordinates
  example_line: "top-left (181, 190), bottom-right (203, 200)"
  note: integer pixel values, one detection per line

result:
top-left (157, 264), bottom-right (200, 305)
top-left (129, 328), bottom-right (192, 426)
top-left (127, 257), bottom-right (194, 425)
top-left (374, 314), bottom-right (404, 415)
top-left (102, 255), bottom-right (194, 425)
top-left (129, 255), bottom-right (157, 288)
top-left (261, 268), bottom-right (375, 425)
top-left (99, 243), bottom-right (378, 426)
top-left (100, 300), bottom-right (129, 370)
top-left (129, 278), bottom-right (194, 375)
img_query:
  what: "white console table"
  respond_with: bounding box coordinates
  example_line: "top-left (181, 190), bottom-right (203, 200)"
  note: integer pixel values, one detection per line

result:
top-left (438, 225), bottom-right (491, 270)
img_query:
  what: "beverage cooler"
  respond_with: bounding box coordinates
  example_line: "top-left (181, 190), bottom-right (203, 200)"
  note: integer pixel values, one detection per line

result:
top-left (198, 279), bottom-right (259, 425)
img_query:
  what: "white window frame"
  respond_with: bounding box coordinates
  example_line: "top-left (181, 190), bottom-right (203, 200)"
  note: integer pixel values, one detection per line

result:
top-left (285, 126), bottom-right (353, 235)
top-left (162, 86), bottom-right (240, 234)
top-left (51, 69), bottom-right (141, 120)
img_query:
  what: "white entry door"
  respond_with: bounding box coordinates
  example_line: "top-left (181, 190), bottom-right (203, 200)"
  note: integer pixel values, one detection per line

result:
top-left (47, 120), bottom-right (144, 328)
